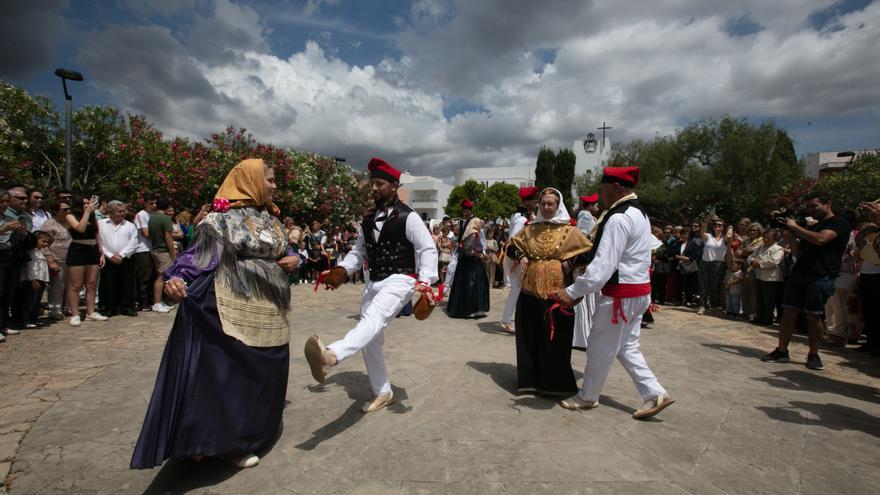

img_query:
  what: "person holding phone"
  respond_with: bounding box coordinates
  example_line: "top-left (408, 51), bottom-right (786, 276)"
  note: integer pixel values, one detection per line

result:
top-left (64, 195), bottom-right (107, 326)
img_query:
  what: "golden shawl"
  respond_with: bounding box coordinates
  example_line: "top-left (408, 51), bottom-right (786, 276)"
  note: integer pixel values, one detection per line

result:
top-left (215, 158), bottom-right (280, 215)
top-left (510, 223), bottom-right (592, 299)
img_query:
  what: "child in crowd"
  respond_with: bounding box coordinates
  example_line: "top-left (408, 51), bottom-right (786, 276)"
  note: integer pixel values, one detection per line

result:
top-left (724, 259), bottom-right (744, 318)
top-left (22, 231), bottom-right (52, 328)
top-left (297, 240), bottom-right (309, 284)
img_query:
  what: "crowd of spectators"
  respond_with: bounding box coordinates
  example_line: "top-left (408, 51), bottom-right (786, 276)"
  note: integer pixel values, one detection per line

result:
top-left (649, 192), bottom-right (880, 365)
top-left (3, 183), bottom-right (878, 368)
top-left (0, 186), bottom-right (210, 341)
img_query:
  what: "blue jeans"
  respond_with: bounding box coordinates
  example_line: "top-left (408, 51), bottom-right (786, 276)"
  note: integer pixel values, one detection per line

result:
top-left (725, 293), bottom-right (742, 316)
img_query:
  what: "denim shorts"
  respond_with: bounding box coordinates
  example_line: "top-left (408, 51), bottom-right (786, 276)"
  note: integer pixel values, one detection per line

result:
top-left (782, 272), bottom-right (836, 314)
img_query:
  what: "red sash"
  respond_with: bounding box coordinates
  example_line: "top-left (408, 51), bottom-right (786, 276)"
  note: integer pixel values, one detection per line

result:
top-left (601, 282), bottom-right (651, 324)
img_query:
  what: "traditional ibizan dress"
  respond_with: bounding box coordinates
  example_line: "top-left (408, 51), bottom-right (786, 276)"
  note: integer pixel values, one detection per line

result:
top-left (447, 218), bottom-right (491, 318)
top-left (508, 196), bottom-right (592, 396)
top-left (131, 207), bottom-right (290, 468)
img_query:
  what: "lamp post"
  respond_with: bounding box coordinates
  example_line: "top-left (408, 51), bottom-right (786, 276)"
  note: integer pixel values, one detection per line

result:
top-left (54, 68), bottom-right (84, 190)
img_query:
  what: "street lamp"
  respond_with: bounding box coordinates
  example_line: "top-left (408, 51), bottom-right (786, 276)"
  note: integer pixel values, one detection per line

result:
top-left (54, 68), bottom-right (84, 190)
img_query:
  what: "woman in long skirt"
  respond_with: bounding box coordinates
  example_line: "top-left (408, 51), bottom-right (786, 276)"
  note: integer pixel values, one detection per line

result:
top-left (447, 218), bottom-right (490, 318)
top-left (131, 159), bottom-right (301, 469)
top-left (508, 188), bottom-right (592, 396)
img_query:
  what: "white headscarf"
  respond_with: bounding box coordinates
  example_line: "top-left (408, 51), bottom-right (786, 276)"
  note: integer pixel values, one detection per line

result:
top-left (533, 188), bottom-right (571, 225)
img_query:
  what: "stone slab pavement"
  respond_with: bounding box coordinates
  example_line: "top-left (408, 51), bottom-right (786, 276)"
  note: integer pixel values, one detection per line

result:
top-left (1, 284), bottom-right (878, 494)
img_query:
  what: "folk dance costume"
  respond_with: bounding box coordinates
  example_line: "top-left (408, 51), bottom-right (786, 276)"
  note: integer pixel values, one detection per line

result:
top-left (560, 167), bottom-right (674, 419)
top-left (446, 201), bottom-right (490, 318)
top-left (572, 193), bottom-right (599, 350)
top-left (442, 198), bottom-right (473, 297)
top-left (132, 159), bottom-right (290, 469)
top-left (508, 189), bottom-right (592, 396)
top-left (305, 158), bottom-right (438, 413)
top-left (500, 186), bottom-right (538, 331)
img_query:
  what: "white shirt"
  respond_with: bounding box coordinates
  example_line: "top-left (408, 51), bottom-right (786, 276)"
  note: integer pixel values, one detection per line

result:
top-left (576, 210), bottom-right (596, 237)
top-left (340, 206), bottom-right (439, 285)
top-left (134, 210), bottom-right (152, 253)
top-left (23, 248), bottom-right (49, 282)
top-left (508, 211), bottom-right (528, 239)
top-left (748, 243), bottom-right (785, 282)
top-left (30, 209), bottom-right (50, 231)
top-left (702, 235), bottom-right (727, 262)
top-left (100, 218), bottom-right (139, 259)
top-left (566, 206), bottom-right (653, 299)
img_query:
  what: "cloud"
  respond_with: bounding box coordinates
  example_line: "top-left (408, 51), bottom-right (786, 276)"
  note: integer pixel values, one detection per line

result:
top-left (187, 0), bottom-right (271, 64)
top-left (304, 0), bottom-right (339, 17)
top-left (122, 0), bottom-right (200, 17)
top-left (0, 0), bottom-right (68, 81)
top-left (77, 24), bottom-right (228, 137)
top-left (74, 0), bottom-right (880, 179)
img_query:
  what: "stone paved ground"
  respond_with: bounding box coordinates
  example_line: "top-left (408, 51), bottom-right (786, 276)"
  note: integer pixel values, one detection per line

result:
top-left (1, 284), bottom-right (878, 494)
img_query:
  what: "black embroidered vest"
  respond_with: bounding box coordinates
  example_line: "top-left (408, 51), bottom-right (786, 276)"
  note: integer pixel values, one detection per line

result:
top-left (361, 199), bottom-right (416, 281)
top-left (584, 198), bottom-right (648, 286)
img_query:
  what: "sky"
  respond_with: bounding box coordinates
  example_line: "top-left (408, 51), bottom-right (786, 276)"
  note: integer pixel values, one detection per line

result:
top-left (2, 0), bottom-right (879, 180)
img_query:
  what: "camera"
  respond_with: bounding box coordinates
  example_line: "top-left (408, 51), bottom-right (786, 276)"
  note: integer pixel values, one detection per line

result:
top-left (770, 208), bottom-right (807, 230)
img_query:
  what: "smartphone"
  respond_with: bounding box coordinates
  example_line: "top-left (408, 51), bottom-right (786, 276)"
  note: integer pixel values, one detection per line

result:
top-left (91, 195), bottom-right (100, 204)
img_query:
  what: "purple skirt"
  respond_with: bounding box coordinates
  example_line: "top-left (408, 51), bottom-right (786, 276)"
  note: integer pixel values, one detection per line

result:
top-left (130, 272), bottom-right (289, 469)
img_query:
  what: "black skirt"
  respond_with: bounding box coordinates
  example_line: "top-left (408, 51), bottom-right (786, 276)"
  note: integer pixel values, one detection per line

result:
top-left (66, 242), bottom-right (101, 266)
top-left (515, 292), bottom-right (578, 396)
top-left (446, 254), bottom-right (490, 318)
top-left (130, 271), bottom-right (289, 469)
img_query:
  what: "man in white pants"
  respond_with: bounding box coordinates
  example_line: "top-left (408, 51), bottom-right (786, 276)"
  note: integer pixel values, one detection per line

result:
top-left (305, 158), bottom-right (438, 413)
top-left (499, 186), bottom-right (538, 333)
top-left (556, 166), bottom-right (674, 420)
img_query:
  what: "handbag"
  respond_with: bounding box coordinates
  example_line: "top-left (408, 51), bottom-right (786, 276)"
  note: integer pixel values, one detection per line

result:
top-left (680, 260), bottom-right (698, 274)
top-left (654, 260), bottom-right (672, 275)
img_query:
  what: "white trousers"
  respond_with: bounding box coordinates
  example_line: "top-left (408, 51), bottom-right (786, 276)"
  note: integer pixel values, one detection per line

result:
top-left (501, 257), bottom-right (522, 324)
top-left (444, 250), bottom-right (459, 295)
top-left (327, 274), bottom-right (416, 396)
top-left (572, 293), bottom-right (594, 348)
top-left (578, 294), bottom-right (666, 402)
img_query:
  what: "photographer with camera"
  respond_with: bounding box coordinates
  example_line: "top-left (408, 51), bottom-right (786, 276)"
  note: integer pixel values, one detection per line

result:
top-left (762, 192), bottom-right (850, 370)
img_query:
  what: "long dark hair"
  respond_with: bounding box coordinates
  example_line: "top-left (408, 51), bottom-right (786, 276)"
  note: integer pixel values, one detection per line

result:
top-left (69, 195), bottom-right (98, 232)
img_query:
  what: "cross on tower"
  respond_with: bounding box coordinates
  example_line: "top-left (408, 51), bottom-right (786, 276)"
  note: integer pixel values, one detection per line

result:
top-left (597, 122), bottom-right (612, 153)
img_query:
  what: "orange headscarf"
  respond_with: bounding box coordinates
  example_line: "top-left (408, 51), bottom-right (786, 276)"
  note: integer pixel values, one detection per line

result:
top-left (214, 158), bottom-right (279, 214)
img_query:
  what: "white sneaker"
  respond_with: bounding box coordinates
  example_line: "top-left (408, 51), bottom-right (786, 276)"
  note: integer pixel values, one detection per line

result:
top-left (152, 303), bottom-right (171, 313)
top-left (86, 312), bottom-right (108, 321)
top-left (0, 334), bottom-right (6, 342)
top-left (4, 328), bottom-right (20, 335)
top-left (70, 316), bottom-right (82, 327)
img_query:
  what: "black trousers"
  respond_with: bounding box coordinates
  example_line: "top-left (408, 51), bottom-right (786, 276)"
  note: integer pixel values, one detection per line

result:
top-left (132, 251), bottom-right (155, 308)
top-left (860, 273), bottom-right (880, 350)
top-left (755, 280), bottom-right (783, 324)
top-left (652, 272), bottom-right (669, 304)
top-left (0, 249), bottom-right (21, 330)
top-left (101, 257), bottom-right (136, 312)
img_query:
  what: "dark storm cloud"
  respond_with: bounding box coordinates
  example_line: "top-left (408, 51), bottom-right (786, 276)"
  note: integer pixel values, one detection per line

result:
top-left (0, 0), bottom-right (69, 81)
top-left (77, 25), bottom-right (226, 128)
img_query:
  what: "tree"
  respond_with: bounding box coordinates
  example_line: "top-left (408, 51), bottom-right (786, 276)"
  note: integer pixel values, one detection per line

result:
top-left (444, 180), bottom-right (487, 218)
top-left (573, 170), bottom-right (598, 197)
top-left (0, 81), bottom-right (62, 187)
top-left (534, 146), bottom-right (556, 191)
top-left (602, 116), bottom-right (805, 223)
top-left (817, 153), bottom-right (880, 213)
top-left (554, 148), bottom-right (576, 209)
top-left (481, 182), bottom-right (520, 223)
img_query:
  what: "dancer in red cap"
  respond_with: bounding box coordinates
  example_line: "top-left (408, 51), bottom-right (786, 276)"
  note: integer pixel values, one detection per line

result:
top-left (499, 186), bottom-right (539, 332)
top-left (572, 192), bottom-right (601, 349)
top-left (555, 166), bottom-right (674, 419)
top-left (304, 158), bottom-right (438, 413)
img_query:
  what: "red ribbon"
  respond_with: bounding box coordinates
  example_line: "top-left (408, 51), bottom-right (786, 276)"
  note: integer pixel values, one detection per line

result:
top-left (313, 271), bottom-right (328, 292)
top-left (601, 282), bottom-right (652, 324)
top-left (544, 297), bottom-right (574, 341)
top-left (416, 281), bottom-right (444, 304)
